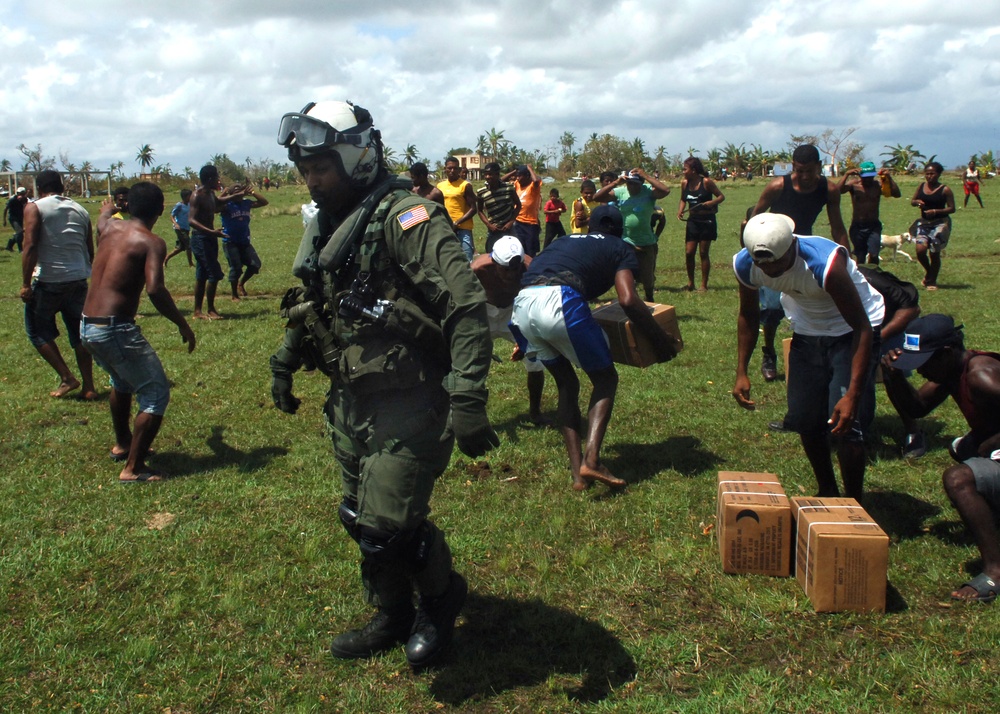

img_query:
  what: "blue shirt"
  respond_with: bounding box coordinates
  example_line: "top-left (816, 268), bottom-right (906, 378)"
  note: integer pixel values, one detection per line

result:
top-left (170, 201), bottom-right (190, 231)
top-left (521, 232), bottom-right (638, 300)
top-left (220, 198), bottom-right (254, 245)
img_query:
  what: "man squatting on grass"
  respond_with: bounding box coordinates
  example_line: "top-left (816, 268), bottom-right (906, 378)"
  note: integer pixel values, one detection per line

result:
top-left (510, 204), bottom-right (679, 491)
top-left (733, 213), bottom-right (884, 501)
top-left (881, 314), bottom-right (1000, 603)
top-left (81, 183), bottom-right (196, 483)
top-left (271, 100), bottom-right (497, 666)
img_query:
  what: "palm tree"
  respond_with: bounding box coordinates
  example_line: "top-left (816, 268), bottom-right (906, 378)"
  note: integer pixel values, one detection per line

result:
top-left (559, 132), bottom-right (576, 160)
top-left (382, 145), bottom-right (398, 172)
top-left (0, 158), bottom-right (10, 173)
top-left (136, 144), bottom-right (155, 175)
top-left (403, 144), bottom-right (419, 168)
top-left (79, 160), bottom-right (93, 195)
top-left (486, 128), bottom-right (506, 163)
top-left (706, 148), bottom-right (723, 178)
top-left (880, 144), bottom-right (925, 173)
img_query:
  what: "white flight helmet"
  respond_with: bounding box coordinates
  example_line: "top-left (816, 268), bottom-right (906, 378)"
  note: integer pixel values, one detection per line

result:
top-left (277, 100), bottom-right (383, 188)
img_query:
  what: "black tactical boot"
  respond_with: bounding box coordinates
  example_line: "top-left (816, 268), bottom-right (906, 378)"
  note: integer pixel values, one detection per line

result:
top-left (330, 607), bottom-right (415, 659)
top-left (405, 572), bottom-right (467, 668)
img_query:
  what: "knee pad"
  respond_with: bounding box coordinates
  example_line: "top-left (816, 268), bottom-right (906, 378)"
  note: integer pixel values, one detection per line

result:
top-left (358, 521), bottom-right (440, 570)
top-left (339, 497), bottom-right (361, 543)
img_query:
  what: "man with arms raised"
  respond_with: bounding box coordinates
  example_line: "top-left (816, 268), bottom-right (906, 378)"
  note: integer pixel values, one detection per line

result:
top-left (839, 161), bottom-right (900, 265)
top-left (82, 183), bottom-right (195, 482)
top-left (733, 213), bottom-right (884, 501)
top-left (882, 315), bottom-right (1000, 602)
top-left (510, 205), bottom-right (679, 491)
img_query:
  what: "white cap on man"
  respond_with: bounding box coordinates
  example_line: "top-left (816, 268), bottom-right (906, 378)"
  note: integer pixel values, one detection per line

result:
top-left (490, 236), bottom-right (524, 267)
top-left (743, 213), bottom-right (796, 263)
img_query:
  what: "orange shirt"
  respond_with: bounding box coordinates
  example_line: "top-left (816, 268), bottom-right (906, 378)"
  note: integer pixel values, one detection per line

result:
top-left (516, 179), bottom-right (541, 225)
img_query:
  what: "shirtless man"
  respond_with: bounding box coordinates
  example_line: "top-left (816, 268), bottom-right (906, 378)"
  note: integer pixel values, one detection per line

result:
top-left (81, 182), bottom-right (195, 482)
top-left (409, 162), bottom-right (444, 204)
top-left (470, 236), bottom-right (548, 425)
top-left (188, 165), bottom-right (241, 319)
top-left (839, 161), bottom-right (900, 265)
top-left (881, 315), bottom-right (1000, 602)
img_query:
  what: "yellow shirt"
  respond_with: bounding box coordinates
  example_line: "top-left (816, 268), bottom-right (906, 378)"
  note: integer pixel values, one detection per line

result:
top-left (436, 179), bottom-right (474, 231)
top-left (570, 197), bottom-right (598, 233)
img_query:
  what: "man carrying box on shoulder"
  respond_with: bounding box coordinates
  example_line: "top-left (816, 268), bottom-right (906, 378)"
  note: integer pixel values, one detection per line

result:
top-left (882, 314), bottom-right (1000, 603)
top-left (510, 204), bottom-right (679, 492)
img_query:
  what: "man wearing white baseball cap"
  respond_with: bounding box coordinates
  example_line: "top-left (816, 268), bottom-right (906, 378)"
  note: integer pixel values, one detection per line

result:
top-left (470, 236), bottom-right (548, 425)
top-left (733, 212), bottom-right (885, 501)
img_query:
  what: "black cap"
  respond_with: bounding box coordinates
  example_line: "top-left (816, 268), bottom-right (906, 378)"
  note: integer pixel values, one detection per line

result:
top-left (892, 314), bottom-right (964, 371)
top-left (589, 204), bottom-right (624, 238)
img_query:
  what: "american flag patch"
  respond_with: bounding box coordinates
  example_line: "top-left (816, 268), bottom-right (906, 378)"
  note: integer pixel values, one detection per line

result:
top-left (397, 205), bottom-right (430, 230)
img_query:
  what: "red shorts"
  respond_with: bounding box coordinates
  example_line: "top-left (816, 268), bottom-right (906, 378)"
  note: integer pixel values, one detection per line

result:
top-left (965, 181), bottom-right (980, 196)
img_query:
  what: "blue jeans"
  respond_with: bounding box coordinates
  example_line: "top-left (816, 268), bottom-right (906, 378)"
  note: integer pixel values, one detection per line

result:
top-left (454, 229), bottom-right (474, 261)
top-left (81, 319), bottom-right (170, 415)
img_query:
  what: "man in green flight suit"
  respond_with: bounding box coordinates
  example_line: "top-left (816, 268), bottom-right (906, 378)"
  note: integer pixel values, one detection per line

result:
top-left (271, 100), bottom-right (499, 667)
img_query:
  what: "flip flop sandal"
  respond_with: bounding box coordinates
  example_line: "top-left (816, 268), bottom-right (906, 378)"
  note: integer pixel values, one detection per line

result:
top-left (110, 450), bottom-right (129, 463)
top-left (951, 573), bottom-right (999, 603)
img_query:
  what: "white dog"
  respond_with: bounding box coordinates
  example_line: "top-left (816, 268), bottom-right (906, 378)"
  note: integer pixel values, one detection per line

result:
top-left (880, 233), bottom-right (915, 262)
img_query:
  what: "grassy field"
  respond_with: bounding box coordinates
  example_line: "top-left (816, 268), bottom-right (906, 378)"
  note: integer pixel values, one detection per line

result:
top-left (2, 173), bottom-right (999, 712)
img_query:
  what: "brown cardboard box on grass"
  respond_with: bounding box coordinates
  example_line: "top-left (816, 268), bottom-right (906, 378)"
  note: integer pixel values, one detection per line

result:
top-left (591, 300), bottom-right (683, 368)
top-left (717, 472), bottom-right (791, 577)
top-left (790, 496), bottom-right (889, 613)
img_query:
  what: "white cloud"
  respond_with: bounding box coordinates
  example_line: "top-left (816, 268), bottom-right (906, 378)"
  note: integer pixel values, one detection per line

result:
top-left (3, 0), bottom-right (1000, 175)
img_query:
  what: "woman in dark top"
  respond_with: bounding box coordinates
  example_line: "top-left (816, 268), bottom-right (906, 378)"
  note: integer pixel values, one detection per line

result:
top-left (677, 156), bottom-right (725, 291)
top-left (910, 161), bottom-right (955, 290)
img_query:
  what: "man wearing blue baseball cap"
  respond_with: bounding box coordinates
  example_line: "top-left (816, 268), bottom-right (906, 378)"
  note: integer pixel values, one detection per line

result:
top-left (882, 314), bottom-right (1000, 602)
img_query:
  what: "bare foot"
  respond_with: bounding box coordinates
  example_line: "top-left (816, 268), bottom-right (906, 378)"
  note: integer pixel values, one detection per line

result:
top-left (80, 390), bottom-right (100, 401)
top-left (50, 379), bottom-right (81, 398)
top-left (231, 295), bottom-right (241, 302)
top-left (698, 285), bottom-right (708, 292)
top-left (529, 414), bottom-right (554, 427)
top-left (239, 284), bottom-right (248, 297)
top-left (119, 469), bottom-right (169, 483)
top-left (192, 311), bottom-right (210, 320)
top-left (684, 284), bottom-right (694, 292)
top-left (578, 463), bottom-right (627, 489)
top-left (207, 311), bottom-right (224, 320)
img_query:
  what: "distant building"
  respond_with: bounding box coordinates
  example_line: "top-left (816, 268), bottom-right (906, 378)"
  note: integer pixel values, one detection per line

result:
top-left (452, 153), bottom-right (483, 181)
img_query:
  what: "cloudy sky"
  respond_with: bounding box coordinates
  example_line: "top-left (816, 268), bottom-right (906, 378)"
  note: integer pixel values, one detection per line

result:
top-left (4, 0), bottom-right (1000, 177)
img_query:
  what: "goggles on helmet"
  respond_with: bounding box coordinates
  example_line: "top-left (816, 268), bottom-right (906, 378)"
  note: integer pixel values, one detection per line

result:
top-left (276, 111), bottom-right (365, 151)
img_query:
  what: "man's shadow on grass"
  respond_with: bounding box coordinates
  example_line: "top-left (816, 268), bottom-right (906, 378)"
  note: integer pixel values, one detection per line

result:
top-left (864, 490), bottom-right (942, 541)
top-left (428, 593), bottom-right (635, 705)
top-left (154, 425), bottom-right (287, 478)
top-left (604, 435), bottom-right (723, 485)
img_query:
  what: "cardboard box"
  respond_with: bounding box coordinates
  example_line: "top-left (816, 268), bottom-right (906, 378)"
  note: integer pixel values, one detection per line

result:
top-left (717, 472), bottom-right (791, 577)
top-left (790, 497), bottom-right (889, 612)
top-left (591, 301), bottom-right (683, 368)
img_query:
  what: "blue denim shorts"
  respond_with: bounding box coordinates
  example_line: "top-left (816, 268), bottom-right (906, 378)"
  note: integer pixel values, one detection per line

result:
top-left (81, 319), bottom-right (170, 415)
top-left (24, 279), bottom-right (87, 348)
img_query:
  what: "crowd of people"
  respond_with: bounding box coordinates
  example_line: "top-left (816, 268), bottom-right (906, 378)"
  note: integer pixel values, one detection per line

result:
top-left (8, 102), bottom-right (1000, 670)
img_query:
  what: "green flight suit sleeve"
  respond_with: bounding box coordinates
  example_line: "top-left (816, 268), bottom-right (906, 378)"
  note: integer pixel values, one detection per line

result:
top-left (383, 199), bottom-right (492, 396)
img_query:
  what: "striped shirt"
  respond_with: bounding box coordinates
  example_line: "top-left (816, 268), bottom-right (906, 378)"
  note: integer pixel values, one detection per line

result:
top-left (476, 182), bottom-right (517, 228)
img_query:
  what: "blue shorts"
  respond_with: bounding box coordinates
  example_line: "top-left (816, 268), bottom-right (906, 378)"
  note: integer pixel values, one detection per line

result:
top-left (190, 231), bottom-right (224, 283)
top-left (223, 242), bottom-right (262, 283)
top-left (24, 279), bottom-right (87, 348)
top-left (81, 319), bottom-right (170, 415)
top-left (786, 331), bottom-right (879, 441)
top-left (454, 229), bottom-right (474, 262)
top-left (510, 285), bottom-right (612, 373)
top-left (174, 228), bottom-right (190, 250)
top-left (850, 221), bottom-right (882, 262)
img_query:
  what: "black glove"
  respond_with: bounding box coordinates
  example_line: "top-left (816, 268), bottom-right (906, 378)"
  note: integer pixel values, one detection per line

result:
top-left (451, 392), bottom-right (500, 457)
top-left (271, 355), bottom-right (302, 414)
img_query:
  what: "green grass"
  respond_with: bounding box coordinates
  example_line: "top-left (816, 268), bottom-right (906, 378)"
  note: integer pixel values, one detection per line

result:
top-left (2, 175), bottom-right (1000, 712)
